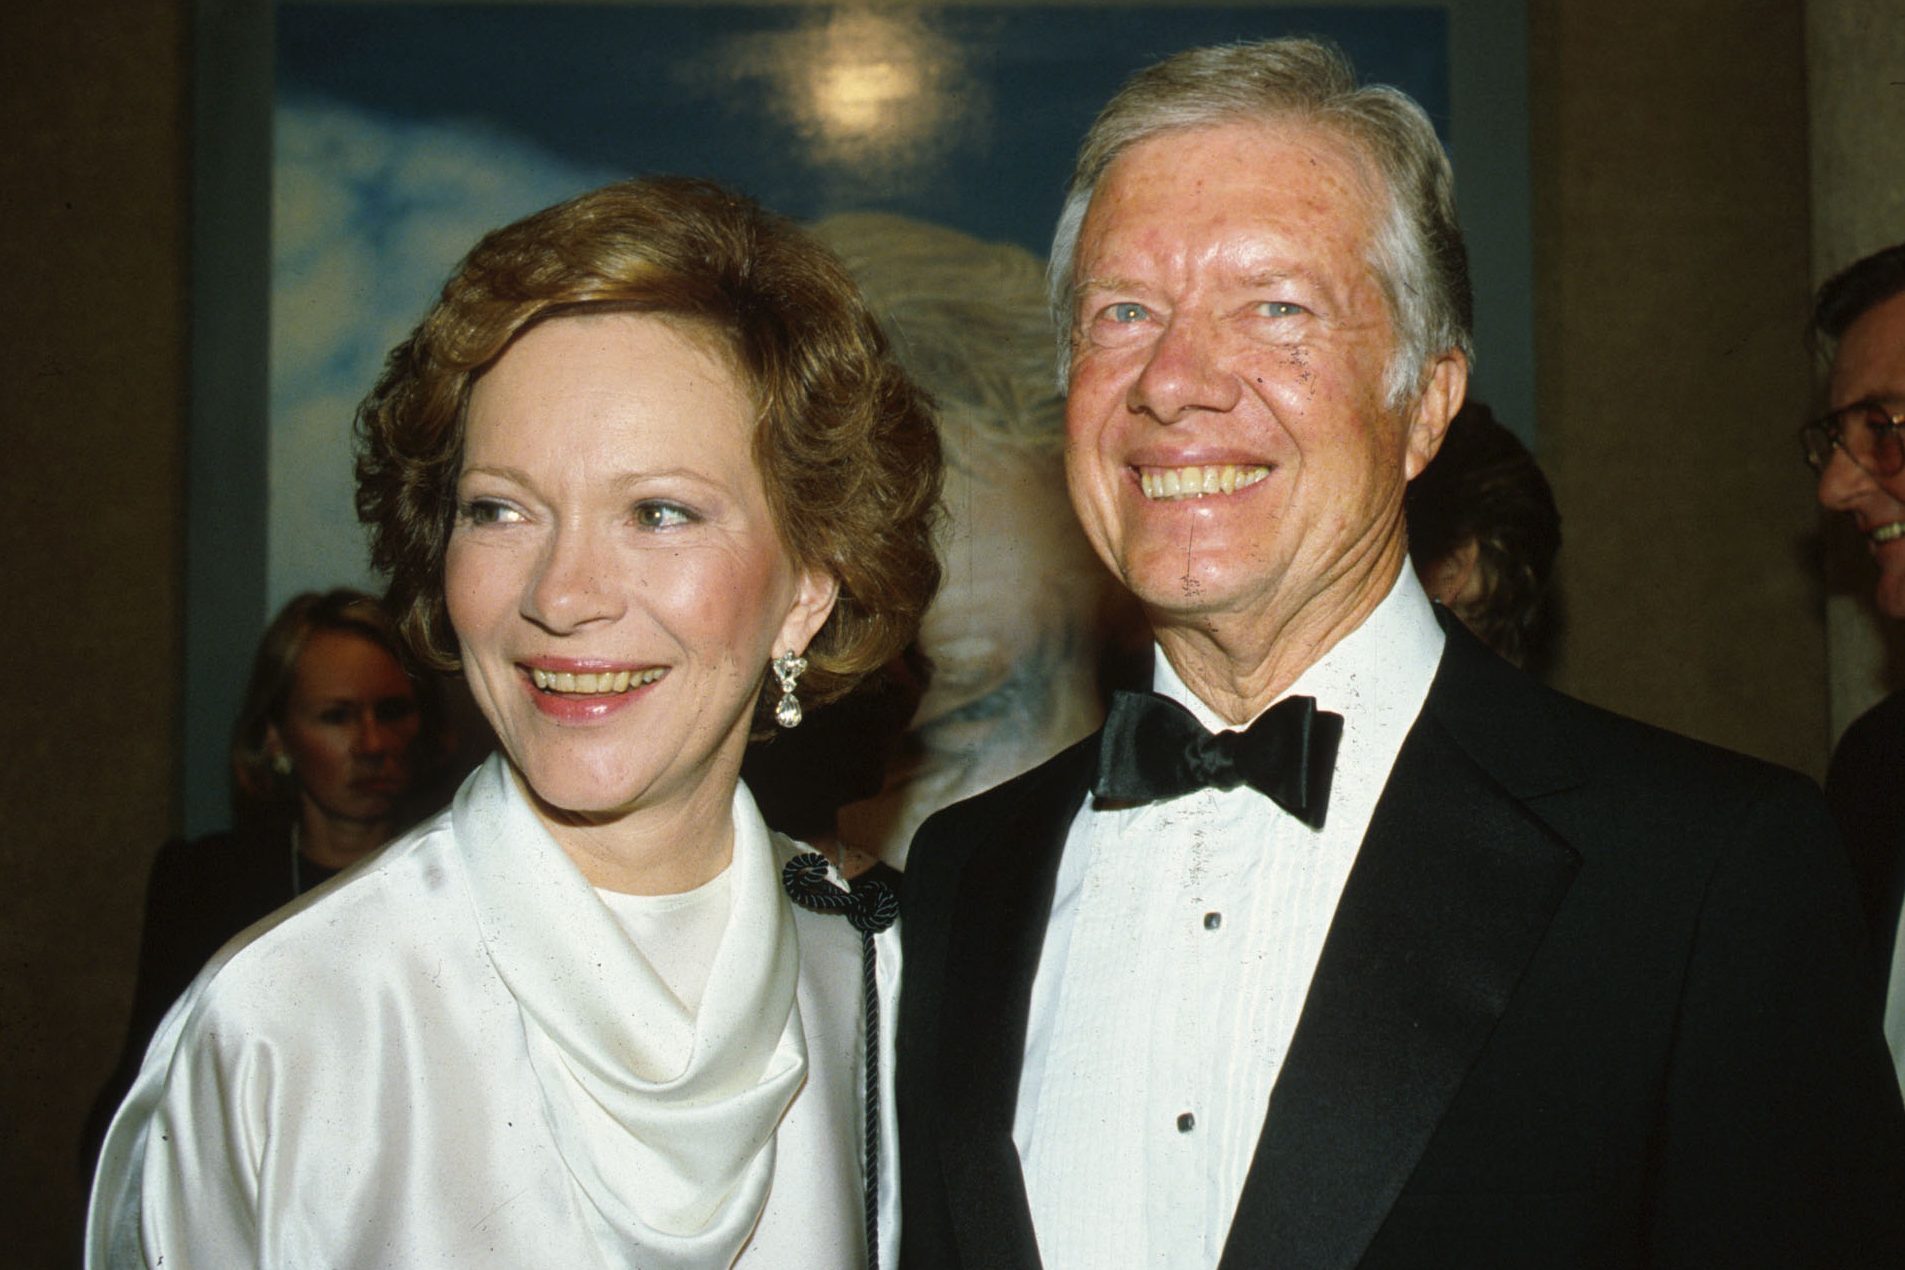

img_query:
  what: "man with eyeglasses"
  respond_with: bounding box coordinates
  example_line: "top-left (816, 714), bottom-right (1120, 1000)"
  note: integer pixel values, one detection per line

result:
top-left (1804, 241), bottom-right (1905, 1095)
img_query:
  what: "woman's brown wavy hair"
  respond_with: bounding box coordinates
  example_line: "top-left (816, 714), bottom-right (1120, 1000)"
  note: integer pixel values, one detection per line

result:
top-left (354, 177), bottom-right (942, 713)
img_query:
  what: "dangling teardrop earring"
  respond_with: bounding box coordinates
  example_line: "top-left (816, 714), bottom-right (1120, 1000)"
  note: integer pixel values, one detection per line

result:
top-left (270, 752), bottom-right (294, 777)
top-left (771, 651), bottom-right (808, 729)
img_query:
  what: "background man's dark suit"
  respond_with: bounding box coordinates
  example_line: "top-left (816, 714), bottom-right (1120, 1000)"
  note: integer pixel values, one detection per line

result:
top-left (1828, 688), bottom-right (1905, 992)
top-left (897, 619), bottom-right (1905, 1269)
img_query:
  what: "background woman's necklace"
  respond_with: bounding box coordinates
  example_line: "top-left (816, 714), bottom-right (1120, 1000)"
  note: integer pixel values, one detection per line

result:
top-left (289, 821), bottom-right (305, 898)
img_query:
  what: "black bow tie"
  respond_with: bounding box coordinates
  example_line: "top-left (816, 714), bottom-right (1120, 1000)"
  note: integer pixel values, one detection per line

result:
top-left (1092, 690), bottom-right (1343, 829)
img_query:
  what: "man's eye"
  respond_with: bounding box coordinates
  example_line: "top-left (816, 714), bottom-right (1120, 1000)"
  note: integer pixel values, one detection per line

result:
top-left (1102, 302), bottom-right (1151, 323)
top-left (635, 501), bottom-right (694, 529)
top-left (459, 498), bottom-right (522, 526)
top-left (1257, 301), bottom-right (1307, 318)
top-left (1832, 401), bottom-right (1903, 439)
top-left (317, 707), bottom-right (351, 725)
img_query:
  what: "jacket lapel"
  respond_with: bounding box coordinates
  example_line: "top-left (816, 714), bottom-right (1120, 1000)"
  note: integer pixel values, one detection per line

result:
top-left (934, 739), bottom-right (1099, 1269)
top-left (1218, 628), bottom-right (1582, 1270)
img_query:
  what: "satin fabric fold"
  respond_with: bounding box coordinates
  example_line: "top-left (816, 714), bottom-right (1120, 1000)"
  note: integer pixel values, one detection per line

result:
top-left (455, 759), bottom-right (807, 1262)
top-left (86, 753), bottom-right (894, 1269)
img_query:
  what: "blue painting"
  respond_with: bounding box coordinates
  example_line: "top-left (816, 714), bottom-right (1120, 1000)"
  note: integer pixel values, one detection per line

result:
top-left (267, 3), bottom-right (1487, 607)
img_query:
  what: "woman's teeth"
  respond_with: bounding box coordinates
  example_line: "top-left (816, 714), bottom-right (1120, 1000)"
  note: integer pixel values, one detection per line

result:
top-left (1873, 522), bottom-right (1905, 545)
top-left (1139, 464), bottom-right (1271, 501)
top-left (529, 667), bottom-right (666, 694)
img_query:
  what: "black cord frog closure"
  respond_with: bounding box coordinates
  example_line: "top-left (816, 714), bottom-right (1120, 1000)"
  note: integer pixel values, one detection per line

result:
top-left (781, 853), bottom-right (898, 1270)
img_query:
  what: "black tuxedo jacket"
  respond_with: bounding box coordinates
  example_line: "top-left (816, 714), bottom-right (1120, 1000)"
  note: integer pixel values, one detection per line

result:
top-left (896, 621), bottom-right (1905, 1268)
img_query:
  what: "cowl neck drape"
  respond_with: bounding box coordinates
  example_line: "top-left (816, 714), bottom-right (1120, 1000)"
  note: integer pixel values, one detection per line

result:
top-left (453, 755), bottom-right (806, 1266)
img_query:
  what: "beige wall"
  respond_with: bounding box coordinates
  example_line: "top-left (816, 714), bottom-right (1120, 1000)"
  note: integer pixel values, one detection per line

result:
top-left (1807, 0), bottom-right (1905, 739)
top-left (0, 0), bottom-right (187, 1263)
top-left (1531, 0), bottom-right (1827, 776)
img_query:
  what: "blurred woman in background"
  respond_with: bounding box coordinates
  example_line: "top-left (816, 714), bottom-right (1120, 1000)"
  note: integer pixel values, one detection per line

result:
top-left (231, 588), bottom-right (442, 876)
top-left (85, 588), bottom-right (444, 1164)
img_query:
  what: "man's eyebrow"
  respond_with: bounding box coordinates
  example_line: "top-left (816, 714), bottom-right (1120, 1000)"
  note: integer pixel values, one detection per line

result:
top-left (1079, 268), bottom-right (1318, 290)
top-left (1238, 265), bottom-right (1336, 290)
top-left (1074, 274), bottom-right (1150, 297)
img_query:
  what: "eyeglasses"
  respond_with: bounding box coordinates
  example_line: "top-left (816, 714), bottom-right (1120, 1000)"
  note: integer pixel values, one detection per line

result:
top-left (1800, 399), bottom-right (1905, 478)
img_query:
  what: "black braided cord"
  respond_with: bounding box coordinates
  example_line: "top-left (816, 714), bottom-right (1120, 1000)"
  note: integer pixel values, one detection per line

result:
top-left (782, 852), bottom-right (898, 1270)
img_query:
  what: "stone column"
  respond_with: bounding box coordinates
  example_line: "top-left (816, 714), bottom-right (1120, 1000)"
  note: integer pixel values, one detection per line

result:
top-left (1531, 0), bottom-right (1825, 774)
top-left (1806, 0), bottom-right (1905, 740)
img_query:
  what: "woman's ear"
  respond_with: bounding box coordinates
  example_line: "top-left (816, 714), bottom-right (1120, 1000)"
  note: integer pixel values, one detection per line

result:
top-left (263, 722), bottom-right (293, 776)
top-left (1419, 537), bottom-right (1483, 609)
top-left (777, 566), bottom-right (839, 657)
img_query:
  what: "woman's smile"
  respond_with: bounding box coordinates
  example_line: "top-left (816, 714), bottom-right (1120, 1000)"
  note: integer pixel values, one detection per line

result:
top-left (526, 665), bottom-right (669, 694)
top-left (444, 311), bottom-right (835, 870)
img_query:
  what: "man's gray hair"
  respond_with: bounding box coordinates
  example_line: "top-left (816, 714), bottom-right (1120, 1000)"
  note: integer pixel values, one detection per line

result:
top-left (1047, 37), bottom-right (1474, 407)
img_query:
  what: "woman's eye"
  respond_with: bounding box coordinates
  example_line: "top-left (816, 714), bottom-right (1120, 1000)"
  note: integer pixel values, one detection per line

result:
top-left (1257, 301), bottom-right (1307, 318)
top-left (317, 707), bottom-right (351, 725)
top-left (459, 498), bottom-right (522, 526)
top-left (635, 501), bottom-right (695, 530)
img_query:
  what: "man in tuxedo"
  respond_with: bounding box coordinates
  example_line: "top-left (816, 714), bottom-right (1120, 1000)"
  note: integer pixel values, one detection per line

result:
top-left (896, 38), bottom-right (1905, 1269)
top-left (1807, 242), bottom-right (1905, 1094)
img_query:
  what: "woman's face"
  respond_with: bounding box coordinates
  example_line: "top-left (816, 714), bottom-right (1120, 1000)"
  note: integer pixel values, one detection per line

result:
top-left (268, 628), bottom-right (422, 828)
top-left (445, 313), bottom-right (835, 835)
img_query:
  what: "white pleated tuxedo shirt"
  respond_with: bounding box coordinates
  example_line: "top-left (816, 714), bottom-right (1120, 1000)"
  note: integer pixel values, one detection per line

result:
top-left (87, 754), bottom-right (899, 1269)
top-left (1012, 567), bottom-right (1445, 1269)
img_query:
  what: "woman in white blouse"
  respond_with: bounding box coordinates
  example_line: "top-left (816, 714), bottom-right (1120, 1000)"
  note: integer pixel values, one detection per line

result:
top-left (88, 177), bottom-right (941, 1269)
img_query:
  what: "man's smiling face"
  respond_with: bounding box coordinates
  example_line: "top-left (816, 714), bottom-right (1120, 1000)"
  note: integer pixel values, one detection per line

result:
top-left (1061, 120), bottom-right (1456, 645)
top-left (1817, 289), bottom-right (1905, 619)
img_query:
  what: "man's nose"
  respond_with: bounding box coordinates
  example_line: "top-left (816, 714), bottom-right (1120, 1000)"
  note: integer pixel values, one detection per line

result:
top-left (1126, 316), bottom-right (1241, 424)
top-left (1816, 443), bottom-right (1874, 512)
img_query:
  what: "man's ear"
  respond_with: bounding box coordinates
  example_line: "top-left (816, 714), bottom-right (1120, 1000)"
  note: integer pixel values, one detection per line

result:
top-left (1404, 350), bottom-right (1468, 481)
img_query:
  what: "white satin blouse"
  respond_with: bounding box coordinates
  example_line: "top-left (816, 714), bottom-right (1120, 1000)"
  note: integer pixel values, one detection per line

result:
top-left (87, 755), bottom-right (899, 1268)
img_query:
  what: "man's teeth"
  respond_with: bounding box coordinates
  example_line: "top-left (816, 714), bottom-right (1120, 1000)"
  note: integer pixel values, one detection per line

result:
top-left (1873, 522), bottom-right (1905, 545)
top-left (529, 667), bottom-right (667, 694)
top-left (1139, 464), bottom-right (1271, 501)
